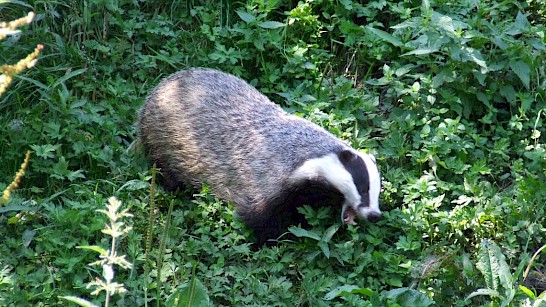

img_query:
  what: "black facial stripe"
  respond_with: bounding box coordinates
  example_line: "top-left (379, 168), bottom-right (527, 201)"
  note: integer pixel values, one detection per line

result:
top-left (337, 150), bottom-right (370, 205)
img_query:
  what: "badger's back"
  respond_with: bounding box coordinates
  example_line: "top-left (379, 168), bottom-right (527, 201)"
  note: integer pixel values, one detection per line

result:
top-left (139, 68), bottom-right (347, 221)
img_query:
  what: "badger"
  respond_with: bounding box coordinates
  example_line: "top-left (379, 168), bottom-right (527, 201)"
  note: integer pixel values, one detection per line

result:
top-left (138, 68), bottom-right (381, 246)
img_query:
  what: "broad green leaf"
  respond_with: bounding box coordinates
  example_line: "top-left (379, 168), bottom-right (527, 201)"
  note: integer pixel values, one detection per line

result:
top-left (236, 10), bottom-right (255, 23)
top-left (436, 14), bottom-right (455, 35)
top-left (288, 226), bottom-right (321, 241)
top-left (509, 60), bottom-right (531, 89)
top-left (166, 277), bottom-right (210, 307)
top-left (477, 240), bottom-right (496, 289)
top-left (506, 11), bottom-right (531, 36)
top-left (385, 287), bottom-right (435, 307)
top-left (421, 0), bottom-right (431, 14)
top-left (324, 285), bottom-right (374, 300)
top-left (476, 239), bottom-right (513, 291)
top-left (402, 48), bottom-right (439, 56)
top-left (391, 19), bottom-right (418, 30)
top-left (258, 21), bottom-right (285, 29)
top-left (518, 285), bottom-right (536, 299)
top-left (366, 26), bottom-right (403, 47)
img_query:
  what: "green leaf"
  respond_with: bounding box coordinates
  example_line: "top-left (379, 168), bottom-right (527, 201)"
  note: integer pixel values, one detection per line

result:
top-left (59, 296), bottom-right (99, 307)
top-left (476, 239), bottom-right (513, 291)
top-left (509, 60), bottom-right (531, 89)
top-left (506, 11), bottom-right (531, 36)
top-left (52, 68), bottom-right (87, 89)
top-left (466, 288), bottom-right (501, 301)
top-left (30, 144), bottom-right (61, 159)
top-left (323, 285), bottom-right (374, 300)
top-left (288, 226), bottom-right (321, 241)
top-left (22, 229), bottom-right (36, 248)
top-left (236, 10), bottom-right (255, 23)
top-left (167, 277), bottom-right (210, 307)
top-left (436, 14), bottom-right (455, 35)
top-left (318, 241), bottom-right (330, 258)
top-left (76, 245), bottom-right (109, 256)
top-left (518, 285), bottom-right (536, 299)
top-left (258, 21), bottom-right (285, 29)
top-left (67, 169), bottom-right (86, 182)
top-left (0, 205), bottom-right (38, 213)
top-left (402, 48), bottom-right (439, 56)
top-left (366, 26), bottom-right (403, 47)
top-left (321, 224), bottom-right (339, 243)
top-left (385, 287), bottom-right (434, 307)
top-left (464, 47), bottom-right (487, 70)
top-left (421, 0), bottom-right (431, 14)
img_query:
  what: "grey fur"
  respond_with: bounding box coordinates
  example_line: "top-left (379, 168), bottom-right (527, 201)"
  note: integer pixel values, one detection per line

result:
top-left (139, 68), bottom-right (373, 245)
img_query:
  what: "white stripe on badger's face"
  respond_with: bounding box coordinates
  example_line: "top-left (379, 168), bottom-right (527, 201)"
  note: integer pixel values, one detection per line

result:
top-left (355, 152), bottom-right (382, 216)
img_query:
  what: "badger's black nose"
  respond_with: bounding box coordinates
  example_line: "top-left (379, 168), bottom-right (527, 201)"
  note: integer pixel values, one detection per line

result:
top-left (367, 211), bottom-right (382, 223)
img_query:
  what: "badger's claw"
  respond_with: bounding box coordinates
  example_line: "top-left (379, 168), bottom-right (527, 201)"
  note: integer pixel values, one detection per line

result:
top-left (342, 205), bottom-right (357, 225)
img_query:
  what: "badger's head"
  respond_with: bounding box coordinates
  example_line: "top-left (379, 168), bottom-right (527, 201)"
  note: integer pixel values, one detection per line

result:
top-left (337, 150), bottom-right (382, 225)
top-left (289, 149), bottom-right (382, 224)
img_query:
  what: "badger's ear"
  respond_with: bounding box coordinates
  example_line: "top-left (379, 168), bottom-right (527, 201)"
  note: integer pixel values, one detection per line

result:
top-left (338, 150), bottom-right (356, 163)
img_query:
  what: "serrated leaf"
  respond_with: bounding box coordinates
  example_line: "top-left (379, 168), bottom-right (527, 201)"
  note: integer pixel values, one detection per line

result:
top-left (366, 26), bottom-right (403, 47)
top-left (509, 60), bottom-right (531, 89)
top-left (236, 10), bottom-right (255, 23)
top-left (258, 21), bottom-right (285, 29)
top-left (30, 144), bottom-right (61, 159)
top-left (324, 285), bottom-right (374, 300)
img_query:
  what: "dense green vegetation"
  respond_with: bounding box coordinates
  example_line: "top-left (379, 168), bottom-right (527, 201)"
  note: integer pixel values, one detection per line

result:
top-left (1, 0), bottom-right (545, 305)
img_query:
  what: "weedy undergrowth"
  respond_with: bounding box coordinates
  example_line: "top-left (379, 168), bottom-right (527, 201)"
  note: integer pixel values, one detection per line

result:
top-left (1, 0), bottom-right (545, 305)
top-left (60, 196), bottom-right (133, 307)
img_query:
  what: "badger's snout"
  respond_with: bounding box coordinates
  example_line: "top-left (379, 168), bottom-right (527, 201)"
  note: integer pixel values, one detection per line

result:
top-left (366, 211), bottom-right (382, 223)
